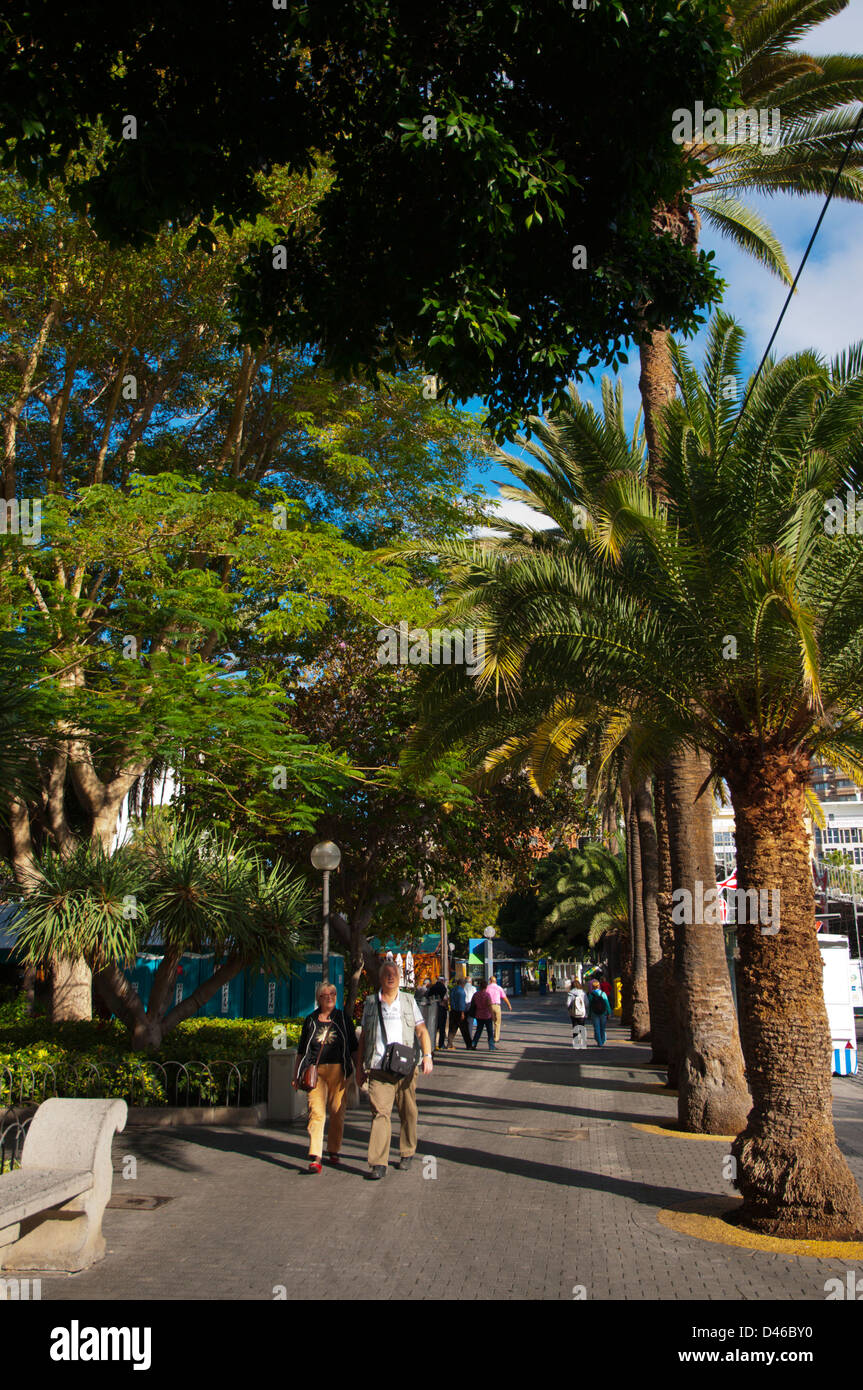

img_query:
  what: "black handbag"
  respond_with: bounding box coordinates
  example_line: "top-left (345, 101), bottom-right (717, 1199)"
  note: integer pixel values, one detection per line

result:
top-left (376, 994), bottom-right (415, 1077)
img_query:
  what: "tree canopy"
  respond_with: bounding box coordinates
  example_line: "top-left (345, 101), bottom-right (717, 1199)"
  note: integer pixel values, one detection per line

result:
top-left (1, 1), bottom-right (736, 434)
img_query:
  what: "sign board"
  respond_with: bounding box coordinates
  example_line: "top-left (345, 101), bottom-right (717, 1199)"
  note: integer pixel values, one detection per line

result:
top-left (850, 957), bottom-right (863, 1012)
top-left (819, 935), bottom-right (858, 1075)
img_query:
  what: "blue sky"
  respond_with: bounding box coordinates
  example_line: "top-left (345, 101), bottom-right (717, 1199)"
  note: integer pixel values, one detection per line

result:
top-left (472, 1), bottom-right (863, 523)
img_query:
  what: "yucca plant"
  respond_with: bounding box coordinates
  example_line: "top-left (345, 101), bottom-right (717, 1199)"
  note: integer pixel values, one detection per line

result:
top-left (15, 818), bottom-right (314, 1050)
top-left (13, 839), bottom-right (146, 1022)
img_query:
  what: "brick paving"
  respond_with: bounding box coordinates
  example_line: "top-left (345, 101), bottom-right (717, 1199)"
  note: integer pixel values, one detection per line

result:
top-left (40, 994), bottom-right (863, 1301)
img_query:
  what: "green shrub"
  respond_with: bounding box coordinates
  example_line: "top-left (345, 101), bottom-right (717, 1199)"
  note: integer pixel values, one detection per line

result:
top-left (0, 1009), bottom-right (303, 1107)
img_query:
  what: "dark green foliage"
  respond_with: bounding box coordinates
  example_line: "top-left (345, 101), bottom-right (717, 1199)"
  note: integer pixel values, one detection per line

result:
top-left (1, 1), bottom-right (735, 435)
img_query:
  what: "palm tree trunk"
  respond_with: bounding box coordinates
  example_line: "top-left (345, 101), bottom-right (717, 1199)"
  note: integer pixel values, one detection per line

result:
top-left (726, 747), bottom-right (863, 1238)
top-left (639, 330), bottom-right (678, 477)
top-left (654, 772), bottom-right (680, 1084)
top-left (624, 779), bottom-right (650, 1040)
top-left (635, 777), bottom-right (669, 1065)
top-left (640, 321), bottom-right (749, 1131)
top-left (664, 746), bottom-right (751, 1134)
top-left (619, 927), bottom-right (633, 1027)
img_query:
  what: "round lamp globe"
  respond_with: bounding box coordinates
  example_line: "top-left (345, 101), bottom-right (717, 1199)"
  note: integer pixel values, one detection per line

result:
top-left (311, 841), bottom-right (341, 872)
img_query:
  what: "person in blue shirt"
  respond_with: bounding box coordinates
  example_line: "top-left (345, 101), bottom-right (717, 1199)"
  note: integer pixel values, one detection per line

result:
top-left (446, 978), bottom-right (473, 1050)
top-left (586, 978), bottom-right (611, 1046)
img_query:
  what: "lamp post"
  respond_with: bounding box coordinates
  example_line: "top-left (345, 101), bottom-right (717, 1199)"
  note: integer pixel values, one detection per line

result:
top-left (483, 925), bottom-right (496, 982)
top-left (310, 841), bottom-right (341, 984)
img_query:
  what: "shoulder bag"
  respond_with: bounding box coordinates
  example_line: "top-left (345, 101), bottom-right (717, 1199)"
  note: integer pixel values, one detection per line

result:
top-left (376, 994), bottom-right (415, 1077)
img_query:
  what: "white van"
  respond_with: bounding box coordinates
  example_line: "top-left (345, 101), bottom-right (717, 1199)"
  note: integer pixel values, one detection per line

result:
top-left (818, 934), bottom-right (858, 1075)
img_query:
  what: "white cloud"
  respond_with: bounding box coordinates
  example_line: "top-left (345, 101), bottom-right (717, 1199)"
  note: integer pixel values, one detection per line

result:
top-left (476, 495), bottom-right (557, 534)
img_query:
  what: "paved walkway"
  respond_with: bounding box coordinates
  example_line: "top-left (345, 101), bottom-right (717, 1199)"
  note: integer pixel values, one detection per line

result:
top-left (45, 995), bottom-right (863, 1301)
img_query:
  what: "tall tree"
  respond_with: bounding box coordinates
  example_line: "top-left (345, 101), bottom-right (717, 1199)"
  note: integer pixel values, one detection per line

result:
top-left (424, 315), bottom-right (863, 1237)
top-left (1, 1), bottom-right (735, 436)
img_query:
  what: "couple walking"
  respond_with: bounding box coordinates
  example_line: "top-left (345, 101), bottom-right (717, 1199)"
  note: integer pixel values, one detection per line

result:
top-left (566, 976), bottom-right (612, 1047)
top-left (292, 961), bottom-right (433, 1179)
top-left (449, 975), bottom-right (512, 1050)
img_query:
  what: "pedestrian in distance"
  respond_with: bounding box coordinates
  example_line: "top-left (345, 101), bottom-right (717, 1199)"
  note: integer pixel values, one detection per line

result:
top-left (471, 980), bottom-right (496, 1050)
top-left (586, 977), bottom-right (611, 1046)
top-left (485, 974), bottom-right (513, 1043)
top-left (566, 977), bottom-right (588, 1050)
top-left (293, 982), bottom-right (359, 1174)
top-left (427, 974), bottom-right (450, 1050)
top-left (355, 960), bottom-right (434, 1179)
top-left (463, 976), bottom-right (477, 1011)
top-left (446, 977), bottom-right (473, 1049)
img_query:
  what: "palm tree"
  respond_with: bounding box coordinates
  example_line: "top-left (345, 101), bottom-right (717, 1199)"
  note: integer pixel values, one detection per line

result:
top-left (537, 842), bottom-right (628, 949)
top-left (406, 378), bottom-right (749, 1127)
top-left (428, 315), bottom-right (863, 1237)
top-left (639, 0), bottom-right (863, 460)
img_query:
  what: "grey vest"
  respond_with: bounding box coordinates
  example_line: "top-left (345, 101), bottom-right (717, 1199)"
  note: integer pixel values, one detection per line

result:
top-left (362, 991), bottom-right (421, 1069)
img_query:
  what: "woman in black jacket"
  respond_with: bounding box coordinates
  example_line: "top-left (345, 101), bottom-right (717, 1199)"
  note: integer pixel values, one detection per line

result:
top-left (293, 983), bottom-right (359, 1173)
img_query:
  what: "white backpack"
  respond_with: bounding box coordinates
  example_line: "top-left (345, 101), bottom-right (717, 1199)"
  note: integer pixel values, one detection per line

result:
top-left (568, 989), bottom-right (586, 1021)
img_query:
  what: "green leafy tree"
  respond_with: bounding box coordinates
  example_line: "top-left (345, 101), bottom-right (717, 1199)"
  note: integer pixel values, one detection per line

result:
top-left (1, 1), bottom-right (735, 435)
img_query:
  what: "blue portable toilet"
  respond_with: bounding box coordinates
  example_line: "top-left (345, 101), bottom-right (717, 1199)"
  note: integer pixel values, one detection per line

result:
top-left (245, 962), bottom-right (292, 1019)
top-left (170, 953), bottom-right (215, 1010)
top-left (202, 960), bottom-right (247, 1019)
top-left (127, 952), bottom-right (162, 1009)
top-left (288, 953), bottom-right (344, 1017)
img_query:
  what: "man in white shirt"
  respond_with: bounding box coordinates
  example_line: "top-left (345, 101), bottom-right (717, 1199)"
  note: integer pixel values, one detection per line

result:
top-left (356, 960), bottom-right (433, 1179)
top-left (463, 977), bottom-right (477, 1006)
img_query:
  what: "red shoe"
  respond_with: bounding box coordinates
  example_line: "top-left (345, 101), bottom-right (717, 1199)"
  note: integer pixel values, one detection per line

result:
top-left (308, 1158), bottom-right (322, 1174)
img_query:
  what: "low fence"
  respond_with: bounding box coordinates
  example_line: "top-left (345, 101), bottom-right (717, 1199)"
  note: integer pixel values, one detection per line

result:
top-left (0, 1059), bottom-right (266, 1174)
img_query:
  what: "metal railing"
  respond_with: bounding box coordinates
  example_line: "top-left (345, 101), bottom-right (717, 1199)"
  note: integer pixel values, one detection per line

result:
top-left (0, 1106), bottom-right (32, 1175)
top-left (0, 1057), bottom-right (265, 1165)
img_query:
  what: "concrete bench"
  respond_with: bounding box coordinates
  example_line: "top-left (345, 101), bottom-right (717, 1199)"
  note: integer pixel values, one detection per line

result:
top-left (0, 1097), bottom-right (127, 1273)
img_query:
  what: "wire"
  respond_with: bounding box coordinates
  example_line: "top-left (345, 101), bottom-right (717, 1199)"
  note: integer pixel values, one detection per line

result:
top-left (717, 101), bottom-right (863, 465)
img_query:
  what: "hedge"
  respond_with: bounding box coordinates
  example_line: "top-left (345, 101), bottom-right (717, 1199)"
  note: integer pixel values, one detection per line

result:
top-left (0, 1005), bottom-right (303, 1108)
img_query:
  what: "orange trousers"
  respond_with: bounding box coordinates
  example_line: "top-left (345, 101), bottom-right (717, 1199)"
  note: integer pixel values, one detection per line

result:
top-left (306, 1063), bottom-right (347, 1157)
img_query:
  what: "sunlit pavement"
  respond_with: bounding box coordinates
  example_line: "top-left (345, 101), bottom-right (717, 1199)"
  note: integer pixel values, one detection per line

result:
top-left (40, 995), bottom-right (863, 1301)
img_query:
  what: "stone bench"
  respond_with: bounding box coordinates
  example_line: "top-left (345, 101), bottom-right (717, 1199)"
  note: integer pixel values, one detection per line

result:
top-left (0, 1097), bottom-right (127, 1273)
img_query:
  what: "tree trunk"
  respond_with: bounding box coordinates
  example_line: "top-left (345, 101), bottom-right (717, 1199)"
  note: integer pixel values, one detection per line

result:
top-left (639, 315), bottom-right (749, 1131)
top-left (639, 330), bottom-right (678, 478)
top-left (726, 746), bottom-right (863, 1239)
top-left (664, 745), bottom-right (751, 1134)
top-left (624, 781), bottom-right (650, 1040)
top-left (654, 772), bottom-right (681, 1085)
top-left (635, 777), bottom-right (667, 1061)
top-left (51, 955), bottom-right (93, 1022)
top-left (331, 909), bottom-right (381, 1018)
top-left (618, 928), bottom-right (633, 1026)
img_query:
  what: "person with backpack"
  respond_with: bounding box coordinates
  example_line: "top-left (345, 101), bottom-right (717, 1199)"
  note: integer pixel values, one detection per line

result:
top-left (566, 977), bottom-right (588, 1050)
top-left (586, 977), bottom-right (611, 1046)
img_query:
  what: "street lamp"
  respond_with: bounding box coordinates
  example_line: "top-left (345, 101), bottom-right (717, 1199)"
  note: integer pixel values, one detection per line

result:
top-left (483, 925), bottom-right (496, 982)
top-left (311, 841), bottom-right (341, 984)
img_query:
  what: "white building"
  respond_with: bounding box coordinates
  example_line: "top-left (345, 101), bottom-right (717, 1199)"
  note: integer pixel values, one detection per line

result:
top-left (712, 805), bottom-right (736, 878)
top-left (814, 800), bottom-right (863, 869)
